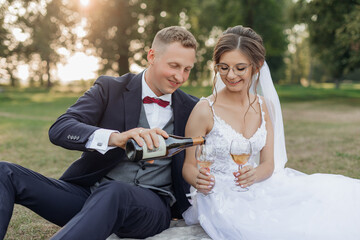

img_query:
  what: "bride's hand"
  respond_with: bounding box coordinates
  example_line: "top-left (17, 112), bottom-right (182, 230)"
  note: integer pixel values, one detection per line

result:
top-left (233, 165), bottom-right (256, 188)
top-left (195, 168), bottom-right (215, 194)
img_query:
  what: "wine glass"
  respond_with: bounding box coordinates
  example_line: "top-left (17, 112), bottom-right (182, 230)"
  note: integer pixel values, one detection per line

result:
top-left (195, 144), bottom-right (215, 194)
top-left (230, 139), bottom-right (252, 192)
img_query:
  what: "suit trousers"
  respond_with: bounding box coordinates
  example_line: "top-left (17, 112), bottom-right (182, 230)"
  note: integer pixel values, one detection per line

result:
top-left (0, 162), bottom-right (171, 240)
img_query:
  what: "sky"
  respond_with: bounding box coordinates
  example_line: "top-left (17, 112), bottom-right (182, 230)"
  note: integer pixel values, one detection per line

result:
top-left (57, 52), bottom-right (99, 83)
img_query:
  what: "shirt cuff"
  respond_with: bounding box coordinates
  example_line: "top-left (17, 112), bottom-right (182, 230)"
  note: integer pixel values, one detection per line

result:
top-left (86, 129), bottom-right (119, 155)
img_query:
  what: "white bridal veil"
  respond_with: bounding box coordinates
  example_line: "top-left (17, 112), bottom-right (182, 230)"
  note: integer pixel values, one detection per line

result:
top-left (214, 62), bottom-right (287, 173)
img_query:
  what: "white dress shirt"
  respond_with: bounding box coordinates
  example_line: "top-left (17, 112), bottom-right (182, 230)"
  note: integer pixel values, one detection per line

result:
top-left (86, 70), bottom-right (173, 154)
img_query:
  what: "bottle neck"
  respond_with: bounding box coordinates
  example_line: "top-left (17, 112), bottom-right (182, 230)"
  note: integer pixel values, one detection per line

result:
top-left (192, 136), bottom-right (205, 145)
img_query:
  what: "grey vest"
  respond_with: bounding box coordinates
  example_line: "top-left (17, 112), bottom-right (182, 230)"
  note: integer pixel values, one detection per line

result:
top-left (101, 104), bottom-right (175, 204)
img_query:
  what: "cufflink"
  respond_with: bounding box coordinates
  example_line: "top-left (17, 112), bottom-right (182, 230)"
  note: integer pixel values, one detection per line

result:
top-left (97, 142), bottom-right (103, 147)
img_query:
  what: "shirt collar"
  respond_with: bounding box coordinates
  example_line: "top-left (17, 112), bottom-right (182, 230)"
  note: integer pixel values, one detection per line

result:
top-left (141, 69), bottom-right (172, 105)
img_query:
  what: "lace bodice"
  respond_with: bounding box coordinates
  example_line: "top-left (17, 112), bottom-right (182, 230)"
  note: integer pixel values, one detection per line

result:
top-left (201, 96), bottom-right (267, 176)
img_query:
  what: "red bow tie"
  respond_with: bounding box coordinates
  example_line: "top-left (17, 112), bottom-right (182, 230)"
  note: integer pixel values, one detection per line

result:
top-left (143, 96), bottom-right (170, 108)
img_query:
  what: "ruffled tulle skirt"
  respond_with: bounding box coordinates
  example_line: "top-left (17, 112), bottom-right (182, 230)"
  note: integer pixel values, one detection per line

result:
top-left (183, 168), bottom-right (360, 240)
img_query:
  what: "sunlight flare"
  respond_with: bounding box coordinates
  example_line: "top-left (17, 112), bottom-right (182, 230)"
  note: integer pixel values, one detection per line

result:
top-left (80, 0), bottom-right (89, 7)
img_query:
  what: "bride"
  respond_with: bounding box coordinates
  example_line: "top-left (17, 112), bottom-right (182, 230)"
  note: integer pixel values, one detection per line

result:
top-left (182, 25), bottom-right (360, 240)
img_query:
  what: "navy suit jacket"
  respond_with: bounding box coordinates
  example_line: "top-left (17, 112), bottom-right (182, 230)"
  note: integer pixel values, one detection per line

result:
top-left (48, 72), bottom-right (198, 216)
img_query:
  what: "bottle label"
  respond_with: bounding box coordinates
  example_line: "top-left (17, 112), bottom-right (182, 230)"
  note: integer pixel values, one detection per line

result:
top-left (142, 135), bottom-right (166, 159)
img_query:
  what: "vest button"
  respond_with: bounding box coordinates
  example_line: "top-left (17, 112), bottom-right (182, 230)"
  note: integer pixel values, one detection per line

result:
top-left (141, 165), bottom-right (146, 170)
top-left (134, 179), bottom-right (139, 185)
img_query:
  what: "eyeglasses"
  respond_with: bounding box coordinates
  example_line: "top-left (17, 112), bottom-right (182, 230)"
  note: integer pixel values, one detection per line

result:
top-left (215, 63), bottom-right (252, 76)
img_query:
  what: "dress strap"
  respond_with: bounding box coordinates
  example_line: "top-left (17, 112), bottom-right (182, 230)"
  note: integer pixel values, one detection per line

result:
top-left (257, 95), bottom-right (263, 109)
top-left (200, 97), bottom-right (216, 117)
top-left (257, 95), bottom-right (266, 124)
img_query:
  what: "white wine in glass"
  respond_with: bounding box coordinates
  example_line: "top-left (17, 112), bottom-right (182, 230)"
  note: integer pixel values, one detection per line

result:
top-left (195, 144), bottom-right (215, 194)
top-left (230, 139), bottom-right (251, 192)
top-left (231, 154), bottom-right (250, 166)
top-left (197, 160), bottom-right (214, 169)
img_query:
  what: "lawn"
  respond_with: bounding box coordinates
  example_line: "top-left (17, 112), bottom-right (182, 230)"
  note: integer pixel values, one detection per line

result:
top-left (0, 84), bottom-right (359, 239)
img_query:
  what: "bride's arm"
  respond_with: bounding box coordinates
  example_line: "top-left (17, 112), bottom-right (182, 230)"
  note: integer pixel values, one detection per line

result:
top-left (182, 100), bottom-right (214, 194)
top-left (236, 97), bottom-right (275, 187)
top-left (255, 97), bottom-right (275, 179)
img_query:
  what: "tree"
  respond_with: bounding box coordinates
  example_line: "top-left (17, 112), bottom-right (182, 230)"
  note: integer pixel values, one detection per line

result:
top-left (83, 0), bottom-right (192, 76)
top-left (222, 0), bottom-right (288, 82)
top-left (187, 0), bottom-right (288, 83)
top-left (81, 0), bottom-right (137, 76)
top-left (131, 0), bottom-right (192, 71)
top-left (0, 6), bottom-right (7, 57)
top-left (15, 0), bottom-right (78, 88)
top-left (296, 0), bottom-right (360, 88)
top-left (335, 5), bottom-right (360, 76)
top-left (0, 1), bottom-right (35, 87)
top-left (80, 0), bottom-right (288, 83)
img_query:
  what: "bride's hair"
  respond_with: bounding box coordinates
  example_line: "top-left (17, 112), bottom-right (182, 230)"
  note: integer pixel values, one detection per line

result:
top-left (212, 26), bottom-right (266, 113)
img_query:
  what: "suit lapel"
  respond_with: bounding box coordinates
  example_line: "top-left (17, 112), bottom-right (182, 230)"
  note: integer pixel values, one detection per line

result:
top-left (172, 90), bottom-right (186, 135)
top-left (123, 72), bottom-right (143, 131)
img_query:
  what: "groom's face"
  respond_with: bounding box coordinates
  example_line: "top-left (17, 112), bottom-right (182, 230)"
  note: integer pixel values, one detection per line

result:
top-left (146, 42), bottom-right (196, 96)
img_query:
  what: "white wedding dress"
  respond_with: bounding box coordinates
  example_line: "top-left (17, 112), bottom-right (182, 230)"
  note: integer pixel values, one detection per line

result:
top-left (183, 96), bottom-right (360, 240)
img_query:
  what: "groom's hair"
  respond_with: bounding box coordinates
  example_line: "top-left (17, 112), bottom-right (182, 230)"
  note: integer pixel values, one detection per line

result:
top-left (151, 26), bottom-right (197, 53)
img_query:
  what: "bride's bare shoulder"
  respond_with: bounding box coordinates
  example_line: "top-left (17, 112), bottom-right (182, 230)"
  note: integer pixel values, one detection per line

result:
top-left (193, 96), bottom-right (214, 117)
top-left (257, 95), bottom-right (271, 122)
top-left (186, 96), bottom-right (214, 135)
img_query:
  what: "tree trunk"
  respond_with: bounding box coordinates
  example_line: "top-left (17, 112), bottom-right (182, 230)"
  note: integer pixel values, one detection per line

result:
top-left (335, 78), bottom-right (341, 89)
top-left (40, 75), bottom-right (44, 87)
top-left (117, 49), bottom-right (129, 76)
top-left (46, 60), bottom-right (51, 88)
top-left (7, 68), bottom-right (16, 87)
top-left (308, 60), bottom-right (313, 87)
top-left (8, 70), bottom-right (16, 87)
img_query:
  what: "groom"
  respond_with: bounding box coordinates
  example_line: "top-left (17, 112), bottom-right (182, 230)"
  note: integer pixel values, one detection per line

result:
top-left (0, 26), bottom-right (198, 239)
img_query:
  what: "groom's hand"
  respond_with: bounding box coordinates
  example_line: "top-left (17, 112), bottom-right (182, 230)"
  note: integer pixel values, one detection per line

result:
top-left (195, 168), bottom-right (215, 194)
top-left (109, 127), bottom-right (169, 150)
top-left (233, 165), bottom-right (256, 188)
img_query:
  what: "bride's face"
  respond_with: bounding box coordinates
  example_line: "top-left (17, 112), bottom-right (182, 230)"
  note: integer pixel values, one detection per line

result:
top-left (217, 50), bottom-right (253, 93)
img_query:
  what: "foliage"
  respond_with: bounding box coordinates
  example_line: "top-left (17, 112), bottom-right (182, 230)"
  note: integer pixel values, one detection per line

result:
top-left (186, 0), bottom-right (288, 83)
top-left (220, 0), bottom-right (288, 81)
top-left (81, 0), bottom-right (137, 76)
top-left (0, 4), bottom-right (8, 57)
top-left (335, 5), bottom-right (360, 74)
top-left (82, 0), bottom-right (288, 81)
top-left (0, 0), bottom-right (21, 87)
top-left (15, 0), bottom-right (78, 87)
top-left (1, 0), bottom-right (289, 86)
top-left (2, 0), bottom-right (359, 88)
top-left (295, 0), bottom-right (360, 86)
top-left (133, 0), bottom-right (193, 67)
top-left (82, 0), bottom-right (194, 76)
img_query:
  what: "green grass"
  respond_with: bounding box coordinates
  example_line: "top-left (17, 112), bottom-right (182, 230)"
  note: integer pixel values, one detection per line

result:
top-left (275, 84), bottom-right (360, 103)
top-left (1, 85), bottom-right (360, 239)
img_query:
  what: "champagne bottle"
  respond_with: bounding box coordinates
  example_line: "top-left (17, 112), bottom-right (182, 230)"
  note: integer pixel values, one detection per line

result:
top-left (125, 134), bottom-right (205, 162)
